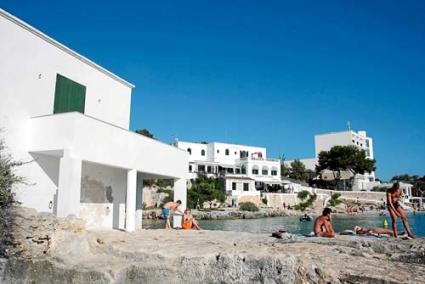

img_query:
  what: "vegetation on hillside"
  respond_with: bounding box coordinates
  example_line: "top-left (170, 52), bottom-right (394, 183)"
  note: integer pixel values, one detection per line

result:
top-left (316, 145), bottom-right (376, 190)
top-left (187, 175), bottom-right (226, 209)
top-left (294, 190), bottom-right (317, 211)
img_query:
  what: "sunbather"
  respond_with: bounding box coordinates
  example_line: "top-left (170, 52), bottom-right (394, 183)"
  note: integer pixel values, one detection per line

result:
top-left (353, 225), bottom-right (396, 236)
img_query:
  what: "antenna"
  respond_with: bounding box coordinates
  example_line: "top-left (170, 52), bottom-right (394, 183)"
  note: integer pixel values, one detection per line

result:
top-left (347, 121), bottom-right (351, 131)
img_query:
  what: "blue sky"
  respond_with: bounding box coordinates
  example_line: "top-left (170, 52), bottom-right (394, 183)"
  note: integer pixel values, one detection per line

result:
top-left (2, 0), bottom-right (424, 180)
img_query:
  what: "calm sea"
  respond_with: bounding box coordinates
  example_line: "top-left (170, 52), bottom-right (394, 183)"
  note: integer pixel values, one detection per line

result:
top-left (143, 212), bottom-right (425, 237)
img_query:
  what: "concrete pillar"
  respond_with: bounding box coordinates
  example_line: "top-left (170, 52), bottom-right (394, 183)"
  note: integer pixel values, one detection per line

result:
top-left (135, 174), bottom-right (144, 230)
top-left (173, 178), bottom-right (187, 228)
top-left (125, 169), bottom-right (137, 232)
top-left (56, 153), bottom-right (82, 217)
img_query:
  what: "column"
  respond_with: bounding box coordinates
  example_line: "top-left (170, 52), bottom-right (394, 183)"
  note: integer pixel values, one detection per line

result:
top-left (135, 174), bottom-right (144, 230)
top-left (173, 178), bottom-right (187, 228)
top-left (56, 153), bottom-right (82, 218)
top-left (125, 169), bottom-right (137, 232)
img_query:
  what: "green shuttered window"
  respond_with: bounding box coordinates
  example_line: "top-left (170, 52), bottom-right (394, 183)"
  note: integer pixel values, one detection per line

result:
top-left (53, 74), bottom-right (86, 114)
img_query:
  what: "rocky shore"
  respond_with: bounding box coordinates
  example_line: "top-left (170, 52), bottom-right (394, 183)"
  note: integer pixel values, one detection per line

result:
top-left (143, 208), bottom-right (303, 220)
top-left (1, 207), bottom-right (425, 283)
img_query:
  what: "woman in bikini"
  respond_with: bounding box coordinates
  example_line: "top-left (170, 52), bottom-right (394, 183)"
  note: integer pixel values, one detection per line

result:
top-left (387, 182), bottom-right (414, 238)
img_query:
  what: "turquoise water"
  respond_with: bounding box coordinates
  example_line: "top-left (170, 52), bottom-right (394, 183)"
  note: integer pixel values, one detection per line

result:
top-left (143, 212), bottom-right (425, 237)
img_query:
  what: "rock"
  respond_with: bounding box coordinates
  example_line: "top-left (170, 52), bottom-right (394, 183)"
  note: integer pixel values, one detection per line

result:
top-left (1, 206), bottom-right (425, 283)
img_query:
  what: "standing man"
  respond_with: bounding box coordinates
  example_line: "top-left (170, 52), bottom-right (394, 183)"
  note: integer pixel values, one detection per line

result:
top-left (313, 208), bottom-right (336, 238)
top-left (387, 182), bottom-right (414, 238)
top-left (162, 200), bottom-right (183, 229)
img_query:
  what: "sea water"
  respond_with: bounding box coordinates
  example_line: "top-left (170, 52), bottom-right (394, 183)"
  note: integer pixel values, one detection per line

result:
top-left (144, 212), bottom-right (425, 237)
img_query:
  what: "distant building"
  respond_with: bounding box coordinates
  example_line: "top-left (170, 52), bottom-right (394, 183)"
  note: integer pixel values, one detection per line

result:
top-left (286, 129), bottom-right (376, 190)
top-left (175, 141), bottom-right (282, 205)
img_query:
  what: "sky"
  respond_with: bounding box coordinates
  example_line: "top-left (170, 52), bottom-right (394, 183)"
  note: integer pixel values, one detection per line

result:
top-left (2, 0), bottom-right (424, 180)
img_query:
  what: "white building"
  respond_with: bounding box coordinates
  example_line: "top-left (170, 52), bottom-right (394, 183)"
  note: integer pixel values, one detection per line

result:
top-left (175, 141), bottom-right (282, 204)
top-left (0, 9), bottom-right (188, 231)
top-left (287, 129), bottom-right (376, 190)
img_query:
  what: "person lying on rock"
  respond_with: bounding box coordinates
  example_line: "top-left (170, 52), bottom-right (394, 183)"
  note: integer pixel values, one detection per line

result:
top-left (387, 182), bottom-right (415, 238)
top-left (314, 208), bottom-right (336, 238)
top-left (353, 225), bottom-right (403, 236)
top-left (162, 200), bottom-right (183, 229)
top-left (182, 208), bottom-right (202, 230)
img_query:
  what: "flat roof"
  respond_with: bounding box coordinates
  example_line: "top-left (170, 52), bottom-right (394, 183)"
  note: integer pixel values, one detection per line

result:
top-left (0, 8), bottom-right (135, 89)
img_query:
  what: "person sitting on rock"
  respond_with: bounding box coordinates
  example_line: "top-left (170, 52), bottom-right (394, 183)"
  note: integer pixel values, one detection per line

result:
top-left (353, 225), bottom-right (402, 236)
top-left (162, 200), bottom-right (183, 229)
top-left (313, 208), bottom-right (336, 238)
top-left (182, 208), bottom-right (201, 230)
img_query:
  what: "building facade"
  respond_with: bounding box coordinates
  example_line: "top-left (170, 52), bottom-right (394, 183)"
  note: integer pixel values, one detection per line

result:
top-left (0, 9), bottom-right (188, 231)
top-left (175, 141), bottom-right (281, 204)
top-left (287, 129), bottom-right (376, 190)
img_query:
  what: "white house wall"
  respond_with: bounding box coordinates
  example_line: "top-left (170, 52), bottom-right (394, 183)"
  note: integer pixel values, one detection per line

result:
top-left (80, 161), bottom-right (127, 230)
top-left (29, 113), bottom-right (188, 178)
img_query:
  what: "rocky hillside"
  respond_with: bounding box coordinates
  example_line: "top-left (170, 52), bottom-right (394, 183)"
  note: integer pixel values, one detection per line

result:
top-left (1, 206), bottom-right (425, 283)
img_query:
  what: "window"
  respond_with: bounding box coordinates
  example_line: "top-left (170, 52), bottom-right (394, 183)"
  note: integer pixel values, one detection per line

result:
top-left (271, 170), bottom-right (277, 176)
top-left (53, 74), bottom-right (86, 114)
top-left (225, 149), bottom-right (229, 156)
top-left (217, 150), bottom-right (220, 153)
top-left (243, 183), bottom-right (249, 191)
top-left (234, 151), bottom-right (237, 155)
top-left (198, 165), bottom-right (205, 172)
top-left (187, 148), bottom-right (192, 155)
top-left (232, 182), bottom-right (236, 190)
top-left (252, 169), bottom-right (259, 175)
top-left (207, 166), bottom-right (212, 173)
top-left (262, 169), bottom-right (268, 175)
top-left (241, 166), bottom-right (247, 174)
top-left (189, 165), bottom-right (192, 172)
top-left (201, 149), bottom-right (205, 156)
top-left (235, 168), bottom-right (240, 174)
top-left (227, 168), bottom-right (234, 174)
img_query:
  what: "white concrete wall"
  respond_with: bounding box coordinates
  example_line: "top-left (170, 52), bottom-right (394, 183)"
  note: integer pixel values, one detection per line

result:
top-left (225, 178), bottom-right (257, 196)
top-left (0, 10), bottom-right (132, 213)
top-left (242, 158), bottom-right (281, 181)
top-left (80, 161), bottom-right (127, 230)
top-left (29, 113), bottom-right (188, 179)
top-left (176, 141), bottom-right (267, 165)
top-left (315, 131), bottom-right (352, 156)
top-left (212, 142), bottom-right (266, 165)
top-left (177, 141), bottom-right (209, 162)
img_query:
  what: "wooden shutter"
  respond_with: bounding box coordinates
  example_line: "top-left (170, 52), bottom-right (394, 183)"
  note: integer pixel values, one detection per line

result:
top-left (53, 74), bottom-right (86, 114)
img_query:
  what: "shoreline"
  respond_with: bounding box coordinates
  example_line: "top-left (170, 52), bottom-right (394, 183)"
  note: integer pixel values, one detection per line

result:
top-left (142, 207), bottom-right (397, 221)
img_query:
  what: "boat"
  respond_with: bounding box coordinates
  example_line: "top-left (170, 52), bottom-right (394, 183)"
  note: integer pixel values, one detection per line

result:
top-left (299, 215), bottom-right (313, 222)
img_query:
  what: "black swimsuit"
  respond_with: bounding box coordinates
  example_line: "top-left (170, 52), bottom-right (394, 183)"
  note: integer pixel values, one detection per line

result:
top-left (394, 201), bottom-right (400, 209)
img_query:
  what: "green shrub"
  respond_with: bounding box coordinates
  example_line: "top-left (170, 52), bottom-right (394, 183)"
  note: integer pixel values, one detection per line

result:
top-left (239, 202), bottom-right (259, 212)
top-left (295, 192), bottom-right (317, 211)
top-left (328, 193), bottom-right (343, 207)
top-left (297, 190), bottom-right (310, 201)
top-left (1, 136), bottom-right (22, 257)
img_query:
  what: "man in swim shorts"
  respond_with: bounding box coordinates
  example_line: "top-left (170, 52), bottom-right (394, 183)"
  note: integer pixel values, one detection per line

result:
top-left (162, 200), bottom-right (183, 229)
